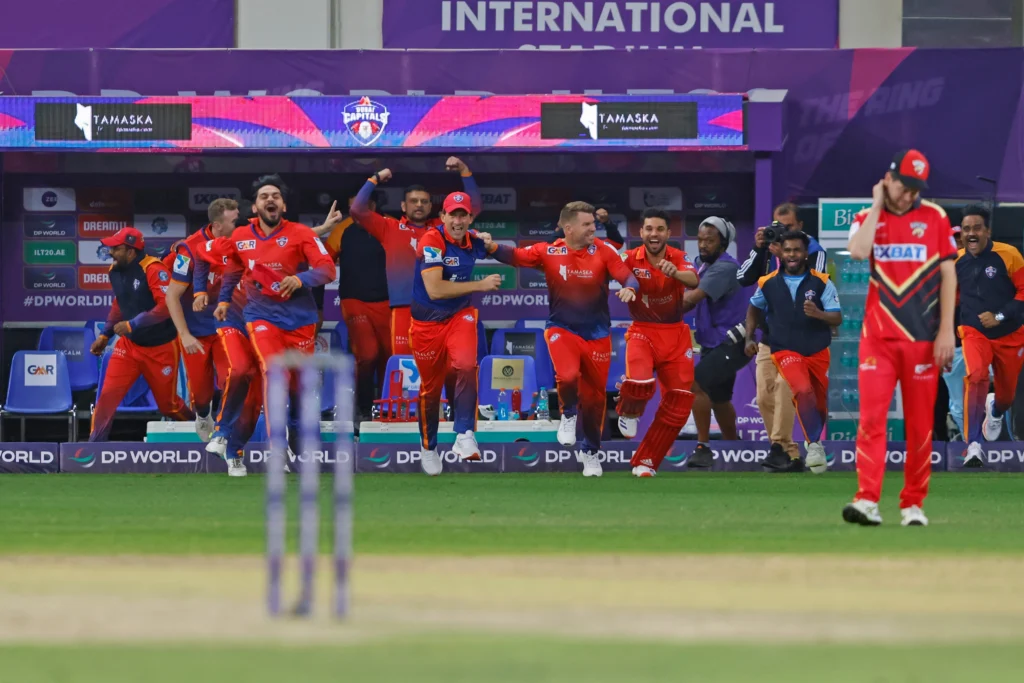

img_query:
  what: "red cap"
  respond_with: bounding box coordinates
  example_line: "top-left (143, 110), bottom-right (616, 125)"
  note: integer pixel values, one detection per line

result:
top-left (442, 191), bottom-right (473, 215)
top-left (952, 224), bottom-right (962, 235)
top-left (889, 149), bottom-right (930, 190)
top-left (100, 227), bottom-right (146, 250)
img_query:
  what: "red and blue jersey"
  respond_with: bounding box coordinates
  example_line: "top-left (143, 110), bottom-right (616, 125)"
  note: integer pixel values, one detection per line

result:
top-left (217, 220), bottom-right (336, 331)
top-left (164, 225), bottom-right (218, 338)
top-left (493, 238), bottom-right (639, 340)
top-left (193, 234), bottom-right (247, 333)
top-left (623, 245), bottom-right (696, 324)
top-left (412, 226), bottom-right (491, 322)
top-left (349, 173), bottom-right (480, 309)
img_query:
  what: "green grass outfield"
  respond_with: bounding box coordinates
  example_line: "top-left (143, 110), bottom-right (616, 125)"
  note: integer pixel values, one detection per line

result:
top-left (2, 472), bottom-right (1024, 555)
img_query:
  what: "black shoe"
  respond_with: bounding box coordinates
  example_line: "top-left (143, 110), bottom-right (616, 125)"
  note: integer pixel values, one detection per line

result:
top-left (762, 443), bottom-right (791, 471)
top-left (686, 444), bottom-right (714, 469)
top-left (770, 457), bottom-right (805, 473)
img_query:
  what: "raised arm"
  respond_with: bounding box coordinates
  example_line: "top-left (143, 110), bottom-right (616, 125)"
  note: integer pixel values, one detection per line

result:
top-left (350, 174), bottom-right (393, 243)
top-left (848, 181), bottom-right (885, 260)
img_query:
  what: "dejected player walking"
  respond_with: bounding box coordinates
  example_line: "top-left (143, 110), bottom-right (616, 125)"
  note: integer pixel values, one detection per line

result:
top-left (844, 150), bottom-right (957, 527)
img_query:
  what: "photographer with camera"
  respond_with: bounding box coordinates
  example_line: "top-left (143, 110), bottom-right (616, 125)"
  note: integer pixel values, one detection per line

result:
top-left (736, 203), bottom-right (827, 466)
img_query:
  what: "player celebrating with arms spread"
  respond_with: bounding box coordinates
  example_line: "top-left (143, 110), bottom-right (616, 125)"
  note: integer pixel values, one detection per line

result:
top-left (411, 192), bottom-right (502, 476)
top-left (615, 208), bottom-right (700, 477)
top-left (488, 202), bottom-right (639, 477)
top-left (844, 150), bottom-right (957, 527)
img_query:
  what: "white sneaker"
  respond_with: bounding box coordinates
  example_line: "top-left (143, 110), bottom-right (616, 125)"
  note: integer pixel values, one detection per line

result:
top-left (964, 442), bottom-right (984, 468)
top-left (900, 505), bottom-right (929, 526)
top-left (420, 449), bottom-right (442, 476)
top-left (452, 431), bottom-right (481, 461)
top-left (618, 415), bottom-right (638, 439)
top-left (206, 435), bottom-right (228, 457)
top-left (195, 411), bottom-right (215, 442)
top-left (805, 442), bottom-right (827, 474)
top-left (842, 499), bottom-right (883, 526)
top-left (579, 451), bottom-right (602, 477)
top-left (557, 414), bottom-right (577, 447)
top-left (226, 457), bottom-right (247, 478)
top-left (983, 393), bottom-right (1004, 441)
top-left (632, 465), bottom-right (656, 477)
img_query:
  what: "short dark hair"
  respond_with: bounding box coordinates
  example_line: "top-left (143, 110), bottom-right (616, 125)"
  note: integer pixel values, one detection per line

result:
top-left (404, 184), bottom-right (429, 199)
top-left (962, 204), bottom-right (990, 227)
top-left (252, 174), bottom-right (288, 201)
top-left (774, 202), bottom-right (799, 217)
top-left (641, 208), bottom-right (671, 225)
top-left (780, 230), bottom-right (811, 249)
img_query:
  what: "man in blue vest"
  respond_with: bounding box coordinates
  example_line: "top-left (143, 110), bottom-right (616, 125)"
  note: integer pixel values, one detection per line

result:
top-left (744, 232), bottom-right (842, 473)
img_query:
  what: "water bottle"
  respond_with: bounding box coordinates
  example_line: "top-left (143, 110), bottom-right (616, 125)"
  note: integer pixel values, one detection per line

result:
top-left (497, 389), bottom-right (510, 421)
top-left (537, 387), bottom-right (550, 421)
top-left (511, 388), bottom-right (522, 421)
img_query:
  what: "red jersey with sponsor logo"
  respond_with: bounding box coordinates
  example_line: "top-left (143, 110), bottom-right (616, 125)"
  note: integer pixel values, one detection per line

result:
top-left (347, 210), bottom-right (439, 309)
top-left (622, 245), bottom-right (696, 324)
top-left (193, 233), bottom-right (248, 332)
top-left (162, 225), bottom-right (217, 337)
top-left (850, 199), bottom-right (956, 341)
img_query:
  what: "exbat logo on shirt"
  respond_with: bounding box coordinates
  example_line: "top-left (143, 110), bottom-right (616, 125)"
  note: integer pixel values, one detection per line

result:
top-left (873, 244), bottom-right (926, 262)
top-left (236, 240), bottom-right (256, 251)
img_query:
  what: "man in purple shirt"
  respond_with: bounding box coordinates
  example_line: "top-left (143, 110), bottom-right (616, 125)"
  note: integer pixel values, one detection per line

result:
top-left (683, 217), bottom-right (752, 468)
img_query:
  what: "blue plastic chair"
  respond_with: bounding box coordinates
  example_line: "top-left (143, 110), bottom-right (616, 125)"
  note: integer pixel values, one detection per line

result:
top-left (94, 348), bottom-right (158, 414)
top-left (332, 321), bottom-right (348, 352)
top-left (38, 326), bottom-right (98, 391)
top-left (606, 328), bottom-right (628, 391)
top-left (1, 351), bottom-right (77, 441)
top-left (479, 355), bottom-right (538, 416)
top-left (490, 328), bottom-right (555, 391)
top-left (513, 319), bottom-right (547, 330)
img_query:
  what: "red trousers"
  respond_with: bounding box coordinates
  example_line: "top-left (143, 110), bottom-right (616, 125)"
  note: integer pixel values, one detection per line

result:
top-left (545, 327), bottom-right (611, 453)
top-left (624, 322), bottom-right (694, 391)
top-left (961, 325), bottom-right (1024, 444)
top-left (247, 322), bottom-right (317, 442)
top-left (342, 298), bottom-right (392, 414)
top-left (215, 326), bottom-right (263, 456)
top-left (856, 337), bottom-right (939, 509)
top-left (410, 308), bottom-right (478, 451)
top-left (773, 348), bottom-right (830, 443)
top-left (391, 306), bottom-right (412, 356)
top-left (180, 333), bottom-right (226, 411)
top-left (90, 337), bottom-right (193, 441)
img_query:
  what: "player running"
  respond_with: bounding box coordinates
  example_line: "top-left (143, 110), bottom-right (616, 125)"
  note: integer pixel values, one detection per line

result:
top-left (614, 208), bottom-right (700, 477)
top-left (844, 150), bottom-right (957, 527)
top-left (488, 202), bottom-right (639, 477)
top-left (744, 231), bottom-right (842, 474)
top-left (163, 198), bottom-right (240, 442)
top-left (955, 205), bottom-right (1024, 465)
top-left (350, 157), bottom-right (481, 356)
top-left (215, 175), bottom-right (337, 454)
top-left (411, 192), bottom-right (502, 476)
top-left (89, 228), bottom-right (194, 440)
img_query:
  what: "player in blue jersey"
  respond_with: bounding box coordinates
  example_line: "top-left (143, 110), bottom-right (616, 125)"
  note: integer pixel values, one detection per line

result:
top-left (410, 192), bottom-right (501, 476)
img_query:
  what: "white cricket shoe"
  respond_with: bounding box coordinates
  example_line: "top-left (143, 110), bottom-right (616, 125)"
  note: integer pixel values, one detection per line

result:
top-left (964, 442), bottom-right (984, 468)
top-left (618, 415), bottom-right (638, 439)
top-left (632, 465), bottom-right (656, 477)
top-left (452, 431), bottom-right (481, 461)
top-left (842, 499), bottom-right (883, 526)
top-left (983, 393), bottom-right (1004, 441)
top-left (206, 435), bottom-right (228, 457)
top-left (579, 451), bottom-right (603, 477)
top-left (420, 449), bottom-right (442, 476)
top-left (195, 411), bottom-right (215, 442)
top-left (805, 442), bottom-right (827, 474)
top-left (900, 505), bottom-right (929, 526)
top-left (226, 457), bottom-right (247, 478)
top-left (557, 414), bottom-right (577, 447)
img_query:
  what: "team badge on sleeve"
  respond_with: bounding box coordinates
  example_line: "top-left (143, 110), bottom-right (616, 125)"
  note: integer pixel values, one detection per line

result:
top-left (158, 270), bottom-right (170, 282)
top-left (423, 246), bottom-right (443, 264)
top-left (173, 253), bottom-right (191, 276)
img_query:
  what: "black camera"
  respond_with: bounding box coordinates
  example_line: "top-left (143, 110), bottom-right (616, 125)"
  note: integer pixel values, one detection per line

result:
top-left (762, 220), bottom-right (786, 245)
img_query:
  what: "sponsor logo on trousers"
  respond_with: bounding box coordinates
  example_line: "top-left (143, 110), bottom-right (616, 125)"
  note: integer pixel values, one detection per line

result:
top-left (0, 449), bottom-right (55, 464)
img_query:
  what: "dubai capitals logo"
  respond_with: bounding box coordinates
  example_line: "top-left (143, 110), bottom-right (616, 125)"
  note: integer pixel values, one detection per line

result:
top-left (342, 96), bottom-right (390, 146)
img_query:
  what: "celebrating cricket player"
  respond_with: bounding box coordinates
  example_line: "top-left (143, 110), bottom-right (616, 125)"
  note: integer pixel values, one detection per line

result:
top-left (744, 231), bottom-right (842, 474)
top-left (410, 192), bottom-right (501, 476)
top-left (955, 205), bottom-right (1024, 466)
top-left (488, 202), bottom-right (639, 477)
top-left (89, 228), bottom-right (194, 440)
top-left (350, 157), bottom-right (481, 356)
top-left (614, 208), bottom-right (700, 477)
top-left (844, 150), bottom-right (957, 527)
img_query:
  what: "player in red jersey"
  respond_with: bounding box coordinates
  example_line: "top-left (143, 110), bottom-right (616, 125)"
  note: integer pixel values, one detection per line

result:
top-left (488, 201), bottom-right (639, 477)
top-left (215, 175), bottom-right (337, 455)
top-left (163, 198), bottom-right (240, 443)
top-left (844, 150), bottom-right (957, 527)
top-left (614, 208), bottom-right (700, 477)
top-left (350, 157), bottom-right (481, 356)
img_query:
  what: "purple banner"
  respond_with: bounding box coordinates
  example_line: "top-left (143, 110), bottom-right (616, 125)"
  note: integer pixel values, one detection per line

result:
top-left (237, 444), bottom-right (355, 474)
top-left (0, 1), bottom-right (234, 49)
top-left (947, 442), bottom-right (1024, 472)
top-left (357, 443), bottom-right (502, 473)
top-left (60, 442), bottom-right (206, 473)
top-left (383, 1), bottom-right (838, 50)
top-left (821, 441), bottom-right (946, 473)
top-left (0, 443), bottom-right (60, 473)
